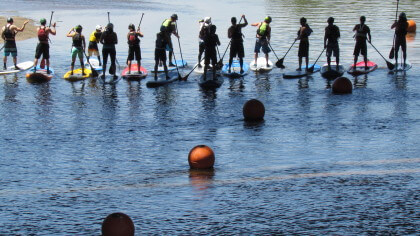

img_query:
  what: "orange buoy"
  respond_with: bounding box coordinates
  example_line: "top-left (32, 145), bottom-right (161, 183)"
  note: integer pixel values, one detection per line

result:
top-left (188, 145), bottom-right (215, 169)
top-left (243, 99), bottom-right (265, 121)
top-left (407, 20), bottom-right (416, 33)
top-left (332, 77), bottom-right (352, 94)
top-left (102, 212), bottom-right (135, 236)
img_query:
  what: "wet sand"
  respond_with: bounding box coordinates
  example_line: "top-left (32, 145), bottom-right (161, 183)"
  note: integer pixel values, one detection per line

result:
top-left (0, 16), bottom-right (37, 42)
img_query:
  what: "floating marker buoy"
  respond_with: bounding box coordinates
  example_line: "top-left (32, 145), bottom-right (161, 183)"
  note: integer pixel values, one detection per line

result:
top-left (407, 20), bottom-right (416, 33)
top-left (332, 77), bottom-right (352, 94)
top-left (243, 99), bottom-right (265, 121)
top-left (188, 145), bottom-right (215, 169)
top-left (102, 212), bottom-right (135, 236)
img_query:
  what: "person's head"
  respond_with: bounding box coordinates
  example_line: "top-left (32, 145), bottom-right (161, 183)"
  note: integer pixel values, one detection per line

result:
top-left (7, 17), bottom-right (13, 24)
top-left (327, 17), bottom-right (334, 25)
top-left (75, 25), bottom-right (82, 33)
top-left (360, 16), bottom-right (366, 23)
top-left (231, 17), bottom-right (237, 25)
top-left (210, 24), bottom-right (216, 34)
top-left (399, 12), bottom-right (407, 21)
top-left (264, 16), bottom-right (272, 24)
top-left (128, 23), bottom-right (135, 31)
top-left (96, 25), bottom-right (102, 31)
top-left (40, 18), bottom-right (46, 26)
top-left (171, 14), bottom-right (178, 21)
top-left (300, 17), bottom-right (307, 26)
top-left (106, 23), bottom-right (114, 32)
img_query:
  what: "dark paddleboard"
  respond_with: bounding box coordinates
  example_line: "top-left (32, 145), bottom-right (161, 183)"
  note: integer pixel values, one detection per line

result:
top-left (283, 64), bottom-right (320, 79)
top-left (320, 63), bottom-right (345, 79)
top-left (146, 71), bottom-right (179, 88)
top-left (26, 66), bottom-right (54, 83)
top-left (198, 71), bottom-right (223, 89)
top-left (347, 61), bottom-right (378, 75)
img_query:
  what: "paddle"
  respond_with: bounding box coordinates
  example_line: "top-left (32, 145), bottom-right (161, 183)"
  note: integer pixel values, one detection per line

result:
top-left (218, 15), bottom-right (244, 66)
top-left (83, 51), bottom-right (99, 77)
top-left (40, 11), bottom-right (54, 69)
top-left (170, 48), bottom-right (183, 80)
top-left (389, 0), bottom-right (399, 59)
top-left (267, 41), bottom-right (281, 68)
top-left (174, 22), bottom-right (185, 68)
top-left (307, 48), bottom-right (325, 73)
top-left (180, 59), bottom-right (204, 81)
top-left (276, 39), bottom-right (297, 69)
top-left (107, 12), bottom-right (110, 24)
top-left (0, 45), bottom-right (4, 52)
top-left (215, 46), bottom-right (223, 69)
top-left (369, 41), bottom-right (395, 70)
top-left (138, 13), bottom-right (144, 30)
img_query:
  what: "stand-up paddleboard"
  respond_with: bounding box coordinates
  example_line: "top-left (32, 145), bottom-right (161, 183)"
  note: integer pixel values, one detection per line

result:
top-left (63, 68), bottom-right (92, 82)
top-left (193, 61), bottom-right (212, 74)
top-left (84, 58), bottom-right (103, 71)
top-left (100, 73), bottom-right (121, 84)
top-left (146, 71), bottom-right (179, 88)
top-left (122, 64), bottom-right (148, 80)
top-left (198, 71), bottom-right (223, 89)
top-left (347, 61), bottom-right (378, 75)
top-left (151, 59), bottom-right (186, 73)
top-left (283, 64), bottom-right (320, 79)
top-left (320, 63), bottom-right (345, 79)
top-left (26, 66), bottom-right (54, 83)
top-left (250, 57), bottom-right (273, 72)
top-left (222, 60), bottom-right (249, 78)
top-left (0, 61), bottom-right (33, 75)
top-left (393, 62), bottom-right (412, 72)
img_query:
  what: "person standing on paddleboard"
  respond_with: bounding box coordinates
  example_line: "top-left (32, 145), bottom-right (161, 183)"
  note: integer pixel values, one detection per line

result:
top-left (87, 25), bottom-right (103, 66)
top-left (160, 14), bottom-right (179, 67)
top-left (228, 15), bottom-right (248, 74)
top-left (352, 16), bottom-right (371, 70)
top-left (324, 17), bottom-right (340, 71)
top-left (126, 23), bottom-right (144, 74)
top-left (252, 16), bottom-right (271, 68)
top-left (100, 23), bottom-right (118, 78)
top-left (391, 12), bottom-right (408, 69)
top-left (296, 17), bottom-right (313, 71)
top-left (66, 25), bottom-right (86, 75)
top-left (33, 18), bottom-right (56, 74)
top-left (154, 31), bottom-right (169, 80)
top-left (1, 17), bottom-right (29, 70)
top-left (203, 25), bottom-right (221, 81)
top-left (198, 17), bottom-right (211, 68)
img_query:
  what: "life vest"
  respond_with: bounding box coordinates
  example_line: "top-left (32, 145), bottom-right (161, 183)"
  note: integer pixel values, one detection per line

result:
top-left (257, 22), bottom-right (269, 37)
top-left (160, 19), bottom-right (173, 33)
top-left (355, 24), bottom-right (367, 38)
top-left (89, 30), bottom-right (101, 43)
top-left (38, 26), bottom-right (48, 43)
top-left (229, 24), bottom-right (243, 41)
top-left (128, 31), bottom-right (140, 45)
top-left (2, 24), bottom-right (15, 41)
top-left (199, 24), bottom-right (209, 40)
top-left (72, 33), bottom-right (83, 47)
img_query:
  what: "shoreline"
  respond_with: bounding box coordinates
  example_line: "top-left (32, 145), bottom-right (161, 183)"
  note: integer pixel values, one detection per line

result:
top-left (0, 16), bottom-right (37, 42)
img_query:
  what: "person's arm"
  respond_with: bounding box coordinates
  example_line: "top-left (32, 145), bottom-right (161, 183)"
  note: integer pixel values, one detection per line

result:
top-left (172, 24), bottom-right (180, 38)
top-left (324, 28), bottom-right (327, 48)
top-left (391, 21), bottom-right (397, 29)
top-left (251, 22), bottom-right (260, 27)
top-left (137, 30), bottom-right (144, 38)
top-left (241, 15), bottom-right (248, 27)
top-left (367, 27), bottom-right (371, 42)
top-left (337, 26), bottom-right (340, 38)
top-left (66, 28), bottom-right (75, 37)
top-left (82, 35), bottom-right (86, 50)
top-left (114, 32), bottom-right (118, 45)
top-left (15, 20), bottom-right (29, 32)
top-left (267, 27), bottom-right (271, 41)
top-left (99, 33), bottom-right (104, 44)
top-left (49, 22), bottom-right (57, 35)
top-left (352, 24), bottom-right (357, 32)
top-left (217, 35), bottom-right (221, 46)
top-left (1, 26), bottom-right (5, 40)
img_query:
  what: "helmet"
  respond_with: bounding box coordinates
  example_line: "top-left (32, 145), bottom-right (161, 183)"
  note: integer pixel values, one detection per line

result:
top-left (96, 25), bottom-right (102, 30)
top-left (128, 23), bottom-right (135, 30)
top-left (7, 17), bottom-right (13, 23)
top-left (40, 18), bottom-right (47, 25)
top-left (107, 23), bottom-right (114, 30)
top-left (327, 17), bottom-right (334, 24)
top-left (74, 25), bottom-right (83, 32)
top-left (264, 16), bottom-right (272, 23)
top-left (204, 17), bottom-right (211, 24)
top-left (171, 14), bottom-right (178, 20)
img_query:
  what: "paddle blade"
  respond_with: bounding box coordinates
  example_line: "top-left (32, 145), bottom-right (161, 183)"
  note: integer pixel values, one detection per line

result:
top-left (91, 68), bottom-right (99, 77)
top-left (386, 61), bottom-right (395, 70)
top-left (276, 58), bottom-right (284, 68)
top-left (389, 47), bottom-right (395, 59)
top-left (307, 66), bottom-right (314, 73)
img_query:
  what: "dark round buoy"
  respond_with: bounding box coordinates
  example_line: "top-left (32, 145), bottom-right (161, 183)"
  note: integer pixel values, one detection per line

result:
top-left (332, 77), bottom-right (352, 94)
top-left (243, 99), bottom-right (265, 121)
top-left (102, 212), bottom-right (135, 236)
top-left (407, 20), bottom-right (416, 33)
top-left (188, 145), bottom-right (215, 169)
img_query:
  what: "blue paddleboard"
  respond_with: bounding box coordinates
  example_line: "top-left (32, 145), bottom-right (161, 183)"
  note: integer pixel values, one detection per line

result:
top-left (222, 60), bottom-right (249, 77)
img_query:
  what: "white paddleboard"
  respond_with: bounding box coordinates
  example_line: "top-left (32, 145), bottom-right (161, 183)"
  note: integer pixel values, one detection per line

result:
top-left (0, 61), bottom-right (33, 75)
top-left (394, 62), bottom-right (412, 72)
top-left (250, 57), bottom-right (273, 72)
top-left (194, 61), bottom-right (213, 74)
top-left (85, 58), bottom-right (103, 71)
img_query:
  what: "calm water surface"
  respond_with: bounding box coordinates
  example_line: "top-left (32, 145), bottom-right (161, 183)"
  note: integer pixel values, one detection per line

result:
top-left (0, 0), bottom-right (419, 234)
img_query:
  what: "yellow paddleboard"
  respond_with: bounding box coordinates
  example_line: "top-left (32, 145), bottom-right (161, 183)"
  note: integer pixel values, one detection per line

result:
top-left (63, 68), bottom-right (92, 81)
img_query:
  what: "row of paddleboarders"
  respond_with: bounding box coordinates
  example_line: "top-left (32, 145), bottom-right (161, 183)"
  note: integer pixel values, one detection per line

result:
top-left (1, 12), bottom-right (410, 77)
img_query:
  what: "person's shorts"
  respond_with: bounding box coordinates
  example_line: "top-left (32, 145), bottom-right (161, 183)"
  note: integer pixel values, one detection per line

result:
top-left (35, 43), bottom-right (50, 59)
top-left (88, 42), bottom-right (99, 56)
top-left (165, 40), bottom-right (173, 52)
top-left (71, 47), bottom-right (84, 60)
top-left (298, 40), bottom-right (309, 57)
top-left (4, 47), bottom-right (17, 57)
top-left (199, 41), bottom-right (205, 54)
top-left (326, 43), bottom-right (339, 58)
top-left (204, 49), bottom-right (217, 66)
top-left (254, 38), bottom-right (271, 54)
top-left (395, 37), bottom-right (407, 52)
top-left (155, 48), bottom-right (166, 61)
top-left (230, 41), bottom-right (245, 58)
top-left (353, 40), bottom-right (367, 56)
top-left (128, 46), bottom-right (141, 61)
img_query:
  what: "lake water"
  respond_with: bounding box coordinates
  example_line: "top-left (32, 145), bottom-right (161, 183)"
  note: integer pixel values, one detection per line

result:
top-left (0, 0), bottom-right (419, 234)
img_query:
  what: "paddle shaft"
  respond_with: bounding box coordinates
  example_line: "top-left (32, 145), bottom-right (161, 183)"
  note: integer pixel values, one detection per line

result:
top-left (390, 0), bottom-right (399, 58)
top-left (267, 41), bottom-right (280, 60)
top-left (138, 13), bottom-right (144, 29)
top-left (48, 11), bottom-right (54, 28)
top-left (369, 42), bottom-right (394, 70)
top-left (282, 40), bottom-right (296, 59)
top-left (174, 22), bottom-right (185, 68)
top-left (107, 12), bottom-right (110, 23)
top-left (311, 48), bottom-right (325, 67)
top-left (220, 16), bottom-right (244, 62)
